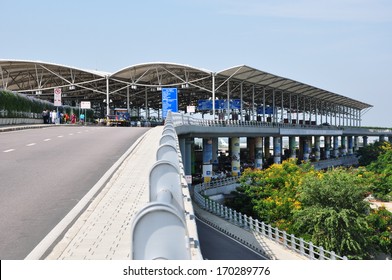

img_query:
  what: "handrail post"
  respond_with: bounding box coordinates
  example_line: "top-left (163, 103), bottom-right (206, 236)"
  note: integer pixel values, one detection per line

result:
top-left (319, 246), bottom-right (325, 260)
top-left (291, 234), bottom-right (296, 251)
top-left (283, 231), bottom-right (287, 247)
top-left (255, 219), bottom-right (260, 233)
top-left (309, 242), bottom-right (314, 259)
top-left (299, 238), bottom-right (305, 255)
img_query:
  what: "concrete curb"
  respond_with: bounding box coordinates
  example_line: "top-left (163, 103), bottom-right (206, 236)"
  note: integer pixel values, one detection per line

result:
top-left (24, 130), bottom-right (150, 260)
top-left (0, 124), bottom-right (52, 132)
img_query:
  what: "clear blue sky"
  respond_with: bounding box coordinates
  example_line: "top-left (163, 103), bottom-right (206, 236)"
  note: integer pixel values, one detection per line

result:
top-left (2, 0), bottom-right (391, 127)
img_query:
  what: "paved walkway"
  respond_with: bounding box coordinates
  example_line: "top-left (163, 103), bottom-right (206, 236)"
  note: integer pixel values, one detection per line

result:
top-left (370, 201), bottom-right (392, 212)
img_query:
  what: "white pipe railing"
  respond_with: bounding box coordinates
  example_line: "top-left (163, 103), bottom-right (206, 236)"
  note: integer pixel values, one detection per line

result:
top-left (130, 111), bottom-right (202, 260)
top-left (194, 180), bottom-right (347, 260)
top-left (172, 113), bottom-right (343, 130)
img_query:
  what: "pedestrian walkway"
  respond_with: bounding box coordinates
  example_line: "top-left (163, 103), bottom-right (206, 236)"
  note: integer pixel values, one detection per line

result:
top-left (44, 126), bottom-right (163, 259)
top-left (370, 201), bottom-right (392, 212)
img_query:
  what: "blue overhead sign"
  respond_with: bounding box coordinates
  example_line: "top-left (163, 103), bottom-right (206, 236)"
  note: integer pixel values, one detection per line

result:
top-left (162, 88), bottom-right (178, 119)
top-left (257, 106), bottom-right (274, 115)
top-left (197, 99), bottom-right (241, 111)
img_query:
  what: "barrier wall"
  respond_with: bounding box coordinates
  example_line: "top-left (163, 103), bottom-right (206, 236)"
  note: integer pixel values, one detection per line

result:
top-left (130, 112), bottom-right (202, 260)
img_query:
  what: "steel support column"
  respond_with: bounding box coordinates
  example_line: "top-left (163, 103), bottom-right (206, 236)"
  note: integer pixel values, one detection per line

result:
top-left (106, 76), bottom-right (110, 116)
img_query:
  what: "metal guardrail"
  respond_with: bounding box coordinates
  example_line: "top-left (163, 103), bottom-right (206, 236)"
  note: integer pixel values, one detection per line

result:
top-left (311, 155), bottom-right (359, 170)
top-left (171, 113), bottom-right (343, 130)
top-left (193, 180), bottom-right (347, 260)
top-left (130, 112), bottom-right (202, 260)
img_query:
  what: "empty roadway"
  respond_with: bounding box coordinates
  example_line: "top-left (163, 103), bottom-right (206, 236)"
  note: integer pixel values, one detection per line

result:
top-left (0, 125), bottom-right (150, 259)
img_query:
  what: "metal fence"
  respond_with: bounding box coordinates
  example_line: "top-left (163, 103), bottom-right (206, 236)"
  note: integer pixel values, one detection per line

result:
top-left (171, 113), bottom-right (343, 130)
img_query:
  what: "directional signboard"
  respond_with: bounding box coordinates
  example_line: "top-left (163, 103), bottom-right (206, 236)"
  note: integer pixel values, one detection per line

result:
top-left (197, 99), bottom-right (241, 111)
top-left (54, 88), bottom-right (62, 106)
top-left (162, 88), bottom-right (178, 119)
top-left (80, 101), bottom-right (91, 109)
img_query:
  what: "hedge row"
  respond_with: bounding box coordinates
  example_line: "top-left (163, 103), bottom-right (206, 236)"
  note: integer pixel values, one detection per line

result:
top-left (0, 90), bottom-right (93, 120)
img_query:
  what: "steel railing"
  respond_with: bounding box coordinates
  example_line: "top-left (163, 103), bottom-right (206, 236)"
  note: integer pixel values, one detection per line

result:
top-left (130, 111), bottom-right (202, 260)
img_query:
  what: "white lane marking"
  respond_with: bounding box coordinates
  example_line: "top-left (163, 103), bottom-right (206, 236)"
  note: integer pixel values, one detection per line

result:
top-left (57, 135), bottom-right (64, 138)
top-left (69, 133), bottom-right (74, 136)
top-left (44, 138), bottom-right (51, 142)
top-left (77, 131), bottom-right (82, 134)
top-left (26, 143), bottom-right (37, 147)
top-left (3, 149), bottom-right (15, 153)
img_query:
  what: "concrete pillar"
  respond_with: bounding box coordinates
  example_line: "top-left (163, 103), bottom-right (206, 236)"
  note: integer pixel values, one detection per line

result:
top-left (303, 137), bottom-right (310, 162)
top-left (247, 137), bottom-right (255, 163)
top-left (379, 135), bottom-right (386, 142)
top-left (314, 136), bottom-right (321, 161)
top-left (202, 138), bottom-right (213, 183)
top-left (333, 136), bottom-right (339, 158)
top-left (179, 137), bottom-right (186, 172)
top-left (264, 137), bottom-right (271, 159)
top-left (363, 136), bottom-right (368, 147)
top-left (354, 136), bottom-right (359, 152)
top-left (184, 138), bottom-right (193, 176)
top-left (341, 136), bottom-right (347, 156)
top-left (324, 136), bottom-right (331, 159)
top-left (289, 136), bottom-right (296, 159)
top-left (255, 137), bottom-right (263, 169)
top-left (231, 137), bottom-right (241, 176)
top-left (273, 137), bottom-right (281, 164)
top-left (347, 136), bottom-right (353, 155)
top-left (212, 137), bottom-right (219, 167)
top-left (389, 136), bottom-right (392, 144)
top-left (298, 137), bottom-right (305, 161)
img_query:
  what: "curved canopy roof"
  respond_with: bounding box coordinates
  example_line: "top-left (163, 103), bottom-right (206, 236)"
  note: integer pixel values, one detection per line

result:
top-left (112, 62), bottom-right (211, 86)
top-left (0, 59), bottom-right (372, 115)
top-left (217, 65), bottom-right (371, 110)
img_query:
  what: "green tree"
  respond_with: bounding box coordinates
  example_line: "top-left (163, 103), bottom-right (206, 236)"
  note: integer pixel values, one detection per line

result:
top-left (357, 141), bottom-right (392, 166)
top-left (230, 159), bottom-right (307, 231)
top-left (365, 149), bottom-right (392, 201)
top-left (293, 168), bottom-right (373, 259)
top-left (366, 207), bottom-right (392, 256)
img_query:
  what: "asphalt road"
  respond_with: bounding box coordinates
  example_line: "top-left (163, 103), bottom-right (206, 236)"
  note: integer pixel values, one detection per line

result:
top-left (196, 218), bottom-right (267, 260)
top-left (0, 125), bottom-right (150, 259)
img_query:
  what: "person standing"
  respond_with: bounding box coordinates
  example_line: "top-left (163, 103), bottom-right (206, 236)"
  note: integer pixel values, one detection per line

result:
top-left (80, 113), bottom-right (85, 125)
top-left (71, 113), bottom-right (76, 124)
top-left (51, 110), bottom-right (56, 124)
